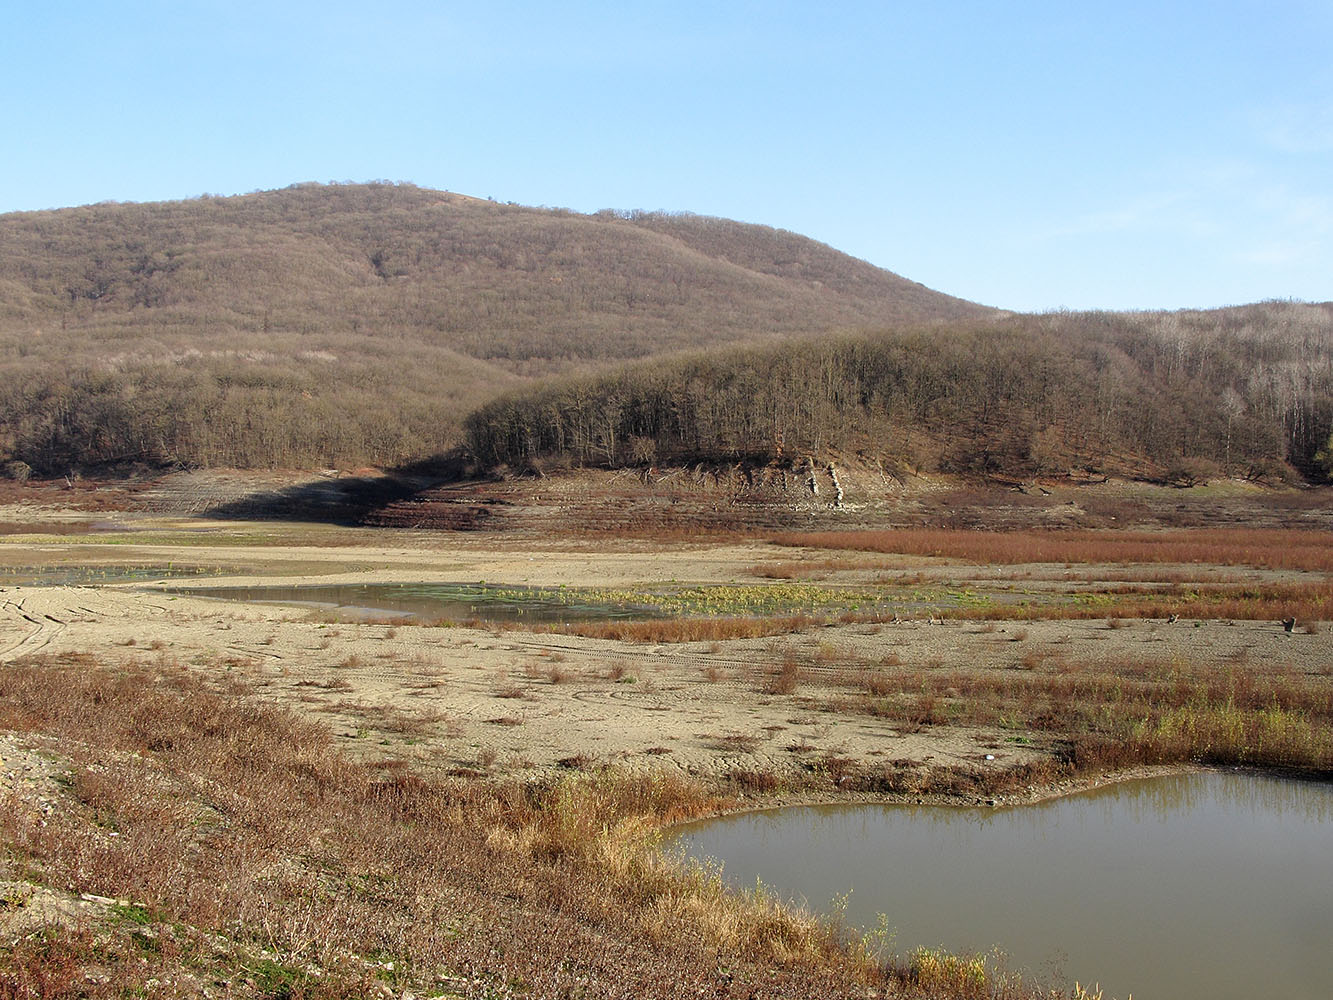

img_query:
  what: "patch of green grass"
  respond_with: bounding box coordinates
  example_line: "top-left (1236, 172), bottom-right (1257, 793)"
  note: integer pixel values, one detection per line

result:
top-left (110, 902), bottom-right (154, 926)
top-left (244, 956), bottom-right (311, 1000)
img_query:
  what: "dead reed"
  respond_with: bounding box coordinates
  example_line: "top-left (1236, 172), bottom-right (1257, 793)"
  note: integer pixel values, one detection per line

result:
top-left (955, 580), bottom-right (1333, 623)
top-left (772, 527), bottom-right (1333, 573)
top-left (830, 654), bottom-right (1333, 781)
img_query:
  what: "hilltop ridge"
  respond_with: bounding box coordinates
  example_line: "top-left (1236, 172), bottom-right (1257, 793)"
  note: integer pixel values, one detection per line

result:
top-left (0, 181), bottom-right (991, 366)
top-left (1, 184), bottom-right (1328, 486)
top-left (0, 182), bottom-right (994, 471)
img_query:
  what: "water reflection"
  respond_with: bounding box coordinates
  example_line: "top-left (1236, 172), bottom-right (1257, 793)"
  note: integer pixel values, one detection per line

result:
top-left (664, 773), bottom-right (1333, 1000)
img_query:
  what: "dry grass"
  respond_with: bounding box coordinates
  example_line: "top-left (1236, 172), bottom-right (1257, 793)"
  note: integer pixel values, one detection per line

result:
top-left (773, 527), bottom-right (1333, 573)
top-left (956, 580), bottom-right (1333, 624)
top-left (332, 700), bottom-right (448, 737)
top-left (831, 654), bottom-right (1333, 785)
top-left (552, 615), bottom-right (816, 643)
top-left (0, 653), bottom-right (892, 998)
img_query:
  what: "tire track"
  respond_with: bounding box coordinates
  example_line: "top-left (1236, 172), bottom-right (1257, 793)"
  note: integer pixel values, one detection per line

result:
top-left (0, 609), bottom-right (66, 661)
top-left (0, 590), bottom-right (109, 661)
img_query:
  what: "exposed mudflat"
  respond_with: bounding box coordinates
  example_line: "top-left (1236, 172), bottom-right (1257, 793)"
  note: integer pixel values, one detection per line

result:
top-left (0, 563), bottom-right (1324, 795)
top-left (2, 470), bottom-right (1330, 802)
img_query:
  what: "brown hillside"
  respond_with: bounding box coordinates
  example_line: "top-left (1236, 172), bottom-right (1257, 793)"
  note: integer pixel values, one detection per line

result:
top-left (0, 182), bottom-right (993, 471)
top-left (464, 303), bottom-right (1333, 483)
top-left (0, 182), bottom-right (991, 365)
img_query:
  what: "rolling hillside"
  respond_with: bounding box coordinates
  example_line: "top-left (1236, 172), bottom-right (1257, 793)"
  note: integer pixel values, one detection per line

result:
top-left (465, 302), bottom-right (1333, 483)
top-left (0, 182), bottom-right (993, 472)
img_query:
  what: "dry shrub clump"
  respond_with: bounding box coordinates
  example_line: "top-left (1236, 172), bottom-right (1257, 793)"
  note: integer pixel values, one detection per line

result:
top-left (704, 731), bottom-right (763, 754)
top-left (0, 653), bottom-right (890, 999)
top-left (863, 670), bottom-right (897, 697)
top-left (525, 660), bottom-right (574, 684)
top-left (492, 680), bottom-right (527, 699)
top-left (765, 654), bottom-right (805, 695)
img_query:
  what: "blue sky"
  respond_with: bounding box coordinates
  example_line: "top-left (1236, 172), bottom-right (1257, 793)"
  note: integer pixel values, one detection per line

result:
top-left (4, 1), bottom-right (1329, 311)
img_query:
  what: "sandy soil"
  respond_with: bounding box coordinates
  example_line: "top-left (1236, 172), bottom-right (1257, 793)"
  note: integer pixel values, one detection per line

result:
top-left (3, 470), bottom-right (1331, 812)
top-left (3, 528), bottom-right (1327, 804)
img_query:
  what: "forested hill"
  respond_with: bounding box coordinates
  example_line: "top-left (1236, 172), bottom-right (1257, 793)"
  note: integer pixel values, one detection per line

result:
top-left (0, 182), bottom-right (993, 472)
top-left (465, 302), bottom-right (1333, 484)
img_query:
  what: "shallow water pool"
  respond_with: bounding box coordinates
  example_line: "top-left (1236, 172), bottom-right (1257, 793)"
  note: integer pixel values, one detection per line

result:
top-left (161, 581), bottom-right (665, 623)
top-left (663, 772), bottom-right (1333, 999)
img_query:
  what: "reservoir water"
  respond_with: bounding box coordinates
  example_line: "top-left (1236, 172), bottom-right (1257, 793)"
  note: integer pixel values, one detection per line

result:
top-left (162, 581), bottom-right (663, 623)
top-left (664, 772), bottom-right (1333, 999)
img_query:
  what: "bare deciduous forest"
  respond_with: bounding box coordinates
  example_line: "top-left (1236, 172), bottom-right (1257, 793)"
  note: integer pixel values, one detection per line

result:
top-left (0, 182), bottom-right (985, 473)
top-left (466, 303), bottom-right (1333, 482)
top-left (2, 182), bottom-right (1330, 482)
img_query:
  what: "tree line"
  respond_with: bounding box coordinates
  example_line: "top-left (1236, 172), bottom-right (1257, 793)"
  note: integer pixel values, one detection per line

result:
top-left (464, 302), bottom-right (1333, 483)
top-left (3, 186), bottom-right (1329, 480)
top-left (0, 181), bottom-right (995, 475)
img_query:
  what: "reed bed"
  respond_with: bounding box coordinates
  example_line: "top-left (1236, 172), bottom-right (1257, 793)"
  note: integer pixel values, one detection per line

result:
top-left (950, 580), bottom-right (1333, 623)
top-left (772, 527), bottom-right (1333, 573)
top-left (834, 655), bottom-right (1333, 784)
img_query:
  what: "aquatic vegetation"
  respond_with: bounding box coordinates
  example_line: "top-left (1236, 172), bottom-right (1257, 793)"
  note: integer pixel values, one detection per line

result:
top-left (581, 582), bottom-right (896, 616)
top-left (0, 563), bottom-right (220, 586)
top-left (828, 655), bottom-right (1333, 780)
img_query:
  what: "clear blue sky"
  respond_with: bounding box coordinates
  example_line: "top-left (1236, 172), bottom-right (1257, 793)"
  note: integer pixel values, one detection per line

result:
top-left (4, 1), bottom-right (1329, 312)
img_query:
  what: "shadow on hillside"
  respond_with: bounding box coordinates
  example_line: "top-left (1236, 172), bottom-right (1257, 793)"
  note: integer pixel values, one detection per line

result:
top-left (202, 453), bottom-right (478, 525)
top-left (201, 473), bottom-right (429, 525)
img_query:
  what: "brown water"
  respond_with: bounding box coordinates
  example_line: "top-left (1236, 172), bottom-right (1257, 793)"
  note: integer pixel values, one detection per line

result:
top-left (663, 772), bottom-right (1333, 999)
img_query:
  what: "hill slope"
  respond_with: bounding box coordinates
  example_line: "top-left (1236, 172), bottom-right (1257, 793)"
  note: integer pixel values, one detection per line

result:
top-left (0, 182), bottom-right (993, 471)
top-left (465, 302), bottom-right (1333, 483)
